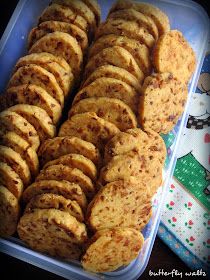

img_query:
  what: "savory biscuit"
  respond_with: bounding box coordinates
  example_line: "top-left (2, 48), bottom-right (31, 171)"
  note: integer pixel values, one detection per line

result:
top-left (153, 30), bottom-right (196, 83)
top-left (69, 97), bottom-right (137, 131)
top-left (58, 112), bottom-right (120, 150)
top-left (0, 185), bottom-right (20, 237)
top-left (0, 145), bottom-right (31, 186)
top-left (139, 72), bottom-right (188, 134)
top-left (73, 77), bottom-right (138, 113)
top-left (5, 84), bottom-right (62, 125)
top-left (7, 104), bottom-right (56, 142)
top-left (22, 180), bottom-right (87, 209)
top-left (0, 132), bottom-right (39, 177)
top-left (84, 46), bottom-right (144, 82)
top-left (28, 21), bottom-right (88, 52)
top-left (0, 110), bottom-right (40, 151)
top-left (8, 64), bottom-right (64, 107)
top-left (81, 227), bottom-right (144, 272)
top-left (17, 209), bottom-right (87, 260)
top-left (29, 31), bottom-right (83, 76)
top-left (87, 179), bottom-right (152, 231)
top-left (38, 136), bottom-right (101, 167)
top-left (25, 193), bottom-right (84, 222)
top-left (36, 164), bottom-right (95, 199)
top-left (43, 153), bottom-right (97, 181)
top-left (89, 35), bottom-right (151, 75)
top-left (0, 162), bottom-right (23, 199)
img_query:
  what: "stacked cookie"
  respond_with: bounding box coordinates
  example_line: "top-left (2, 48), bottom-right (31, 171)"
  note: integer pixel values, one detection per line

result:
top-left (0, 0), bottom-right (101, 238)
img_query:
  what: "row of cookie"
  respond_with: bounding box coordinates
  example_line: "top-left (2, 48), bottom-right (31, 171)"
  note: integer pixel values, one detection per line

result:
top-left (0, 0), bottom-right (101, 237)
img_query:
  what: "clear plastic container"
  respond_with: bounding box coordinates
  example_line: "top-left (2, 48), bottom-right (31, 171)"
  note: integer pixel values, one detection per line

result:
top-left (0, 0), bottom-right (209, 279)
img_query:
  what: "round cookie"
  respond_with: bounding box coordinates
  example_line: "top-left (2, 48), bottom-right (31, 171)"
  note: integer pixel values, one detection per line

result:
top-left (84, 46), bottom-right (144, 82)
top-left (0, 132), bottom-right (39, 177)
top-left (73, 77), bottom-right (138, 113)
top-left (17, 209), bottom-right (87, 260)
top-left (82, 65), bottom-right (141, 92)
top-left (15, 52), bottom-right (74, 97)
top-left (0, 145), bottom-right (31, 186)
top-left (7, 104), bottom-right (56, 142)
top-left (95, 19), bottom-right (155, 49)
top-left (89, 34), bottom-right (151, 75)
top-left (43, 154), bottom-right (97, 181)
top-left (58, 112), bottom-right (120, 151)
top-left (81, 227), bottom-right (144, 272)
top-left (22, 180), bottom-right (87, 210)
top-left (0, 162), bottom-right (23, 199)
top-left (5, 84), bottom-right (62, 125)
top-left (69, 97), bottom-right (137, 131)
top-left (139, 72), bottom-right (188, 134)
top-left (0, 185), bottom-right (20, 237)
top-left (39, 3), bottom-right (88, 33)
top-left (82, 0), bottom-right (101, 25)
top-left (87, 179), bottom-right (152, 231)
top-left (8, 64), bottom-right (64, 107)
top-left (38, 136), bottom-right (101, 167)
top-left (25, 193), bottom-right (84, 222)
top-left (28, 21), bottom-right (88, 52)
top-left (0, 110), bottom-right (40, 151)
top-left (29, 31), bottom-right (83, 76)
top-left (153, 30), bottom-right (196, 83)
top-left (36, 164), bottom-right (95, 199)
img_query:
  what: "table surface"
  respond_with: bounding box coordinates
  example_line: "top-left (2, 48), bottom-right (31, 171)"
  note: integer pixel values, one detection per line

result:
top-left (0, 1), bottom-right (209, 279)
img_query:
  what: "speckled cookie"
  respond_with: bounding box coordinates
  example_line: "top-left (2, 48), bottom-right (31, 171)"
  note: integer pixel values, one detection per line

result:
top-left (36, 164), bottom-right (95, 199)
top-left (22, 180), bottom-right (87, 210)
top-left (73, 77), bottom-right (138, 113)
top-left (0, 132), bottom-right (39, 177)
top-left (84, 46), bottom-right (144, 82)
top-left (59, 112), bottom-right (119, 150)
top-left (25, 193), bottom-right (84, 222)
top-left (28, 21), bottom-right (88, 52)
top-left (17, 208), bottom-right (87, 260)
top-left (82, 0), bottom-right (101, 25)
top-left (43, 153), bottom-right (97, 181)
top-left (0, 110), bottom-right (40, 151)
top-left (69, 97), bottom-right (137, 131)
top-left (5, 84), bottom-right (62, 125)
top-left (29, 31), bottom-right (83, 76)
top-left (139, 72), bottom-right (188, 134)
top-left (38, 136), bottom-right (101, 167)
top-left (8, 64), bottom-right (64, 107)
top-left (0, 162), bottom-right (23, 199)
top-left (15, 52), bottom-right (74, 97)
top-left (7, 104), bottom-right (56, 142)
top-left (95, 19), bottom-right (155, 49)
top-left (153, 30), bottom-right (196, 83)
top-left (81, 227), bottom-right (144, 272)
top-left (87, 179), bottom-right (152, 231)
top-left (88, 35), bottom-right (151, 75)
top-left (0, 185), bottom-right (20, 237)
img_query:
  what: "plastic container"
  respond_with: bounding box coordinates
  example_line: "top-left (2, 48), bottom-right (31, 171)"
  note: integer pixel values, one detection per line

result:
top-left (0, 0), bottom-right (209, 279)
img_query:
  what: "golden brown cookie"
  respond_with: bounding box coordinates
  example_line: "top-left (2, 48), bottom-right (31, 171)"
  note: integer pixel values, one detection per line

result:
top-left (82, 0), bottom-right (100, 25)
top-left (84, 46), bottom-right (144, 82)
top-left (22, 180), bottom-right (87, 210)
top-left (153, 30), bottom-right (196, 83)
top-left (38, 136), bottom-right (101, 167)
top-left (139, 72), bottom-right (188, 134)
top-left (43, 153), bottom-right (97, 181)
top-left (29, 31), bottom-right (83, 76)
top-left (0, 185), bottom-right (20, 237)
top-left (59, 112), bottom-right (120, 150)
top-left (17, 208), bottom-right (87, 260)
top-left (8, 64), bottom-right (64, 107)
top-left (69, 97), bottom-right (137, 131)
top-left (24, 193), bottom-right (84, 222)
top-left (36, 164), bottom-right (95, 199)
top-left (81, 227), bottom-right (144, 272)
